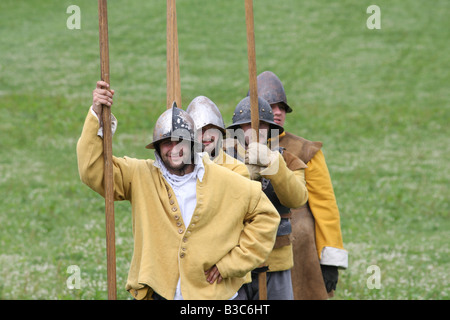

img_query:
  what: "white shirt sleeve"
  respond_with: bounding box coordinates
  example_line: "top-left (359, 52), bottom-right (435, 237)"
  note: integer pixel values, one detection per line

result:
top-left (89, 106), bottom-right (117, 137)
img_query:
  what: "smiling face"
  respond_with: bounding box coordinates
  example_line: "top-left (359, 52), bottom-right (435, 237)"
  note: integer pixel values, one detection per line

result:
top-left (270, 103), bottom-right (287, 127)
top-left (158, 138), bottom-right (194, 175)
top-left (197, 124), bottom-right (222, 157)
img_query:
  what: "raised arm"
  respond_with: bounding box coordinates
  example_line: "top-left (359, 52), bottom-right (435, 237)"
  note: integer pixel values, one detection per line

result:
top-left (76, 82), bottom-right (133, 201)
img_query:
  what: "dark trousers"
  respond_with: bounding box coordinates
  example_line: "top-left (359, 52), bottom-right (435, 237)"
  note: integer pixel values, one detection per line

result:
top-left (240, 270), bottom-right (294, 300)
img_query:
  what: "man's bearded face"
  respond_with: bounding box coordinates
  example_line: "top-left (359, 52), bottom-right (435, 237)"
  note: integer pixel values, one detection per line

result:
top-left (159, 139), bottom-right (192, 172)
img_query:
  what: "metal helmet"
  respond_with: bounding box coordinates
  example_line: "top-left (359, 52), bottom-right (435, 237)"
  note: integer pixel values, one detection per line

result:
top-left (146, 102), bottom-right (197, 149)
top-left (248, 71), bottom-right (292, 113)
top-left (186, 96), bottom-right (226, 134)
top-left (226, 96), bottom-right (284, 134)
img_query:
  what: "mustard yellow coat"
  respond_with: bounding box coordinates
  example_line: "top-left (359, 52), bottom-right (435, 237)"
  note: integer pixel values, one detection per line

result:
top-left (224, 142), bottom-right (309, 273)
top-left (76, 111), bottom-right (280, 300)
top-left (213, 149), bottom-right (250, 179)
top-left (260, 150), bottom-right (308, 272)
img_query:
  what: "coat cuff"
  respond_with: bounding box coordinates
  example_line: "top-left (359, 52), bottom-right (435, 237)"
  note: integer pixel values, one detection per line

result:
top-left (259, 152), bottom-right (281, 176)
top-left (320, 246), bottom-right (348, 269)
top-left (90, 106), bottom-right (117, 137)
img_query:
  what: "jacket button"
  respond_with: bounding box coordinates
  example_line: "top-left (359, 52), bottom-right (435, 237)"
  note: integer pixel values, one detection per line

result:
top-left (176, 222), bottom-right (182, 227)
top-left (168, 193), bottom-right (172, 198)
top-left (172, 207), bottom-right (177, 212)
top-left (169, 199), bottom-right (175, 205)
top-left (178, 228), bottom-right (184, 234)
top-left (174, 215), bottom-right (180, 220)
top-left (180, 253), bottom-right (185, 258)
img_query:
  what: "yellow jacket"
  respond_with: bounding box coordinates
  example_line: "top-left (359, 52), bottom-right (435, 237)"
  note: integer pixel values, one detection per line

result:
top-left (224, 141), bottom-right (308, 272)
top-left (77, 111), bottom-right (280, 299)
top-left (304, 149), bottom-right (346, 264)
top-left (213, 149), bottom-right (250, 179)
top-left (213, 148), bottom-right (251, 283)
top-left (260, 150), bottom-right (308, 272)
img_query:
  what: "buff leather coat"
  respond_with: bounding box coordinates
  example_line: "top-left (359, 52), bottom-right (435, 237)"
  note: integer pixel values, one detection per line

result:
top-left (278, 131), bottom-right (347, 299)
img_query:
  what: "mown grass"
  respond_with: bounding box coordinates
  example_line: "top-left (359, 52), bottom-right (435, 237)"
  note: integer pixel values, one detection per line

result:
top-left (0, 0), bottom-right (448, 299)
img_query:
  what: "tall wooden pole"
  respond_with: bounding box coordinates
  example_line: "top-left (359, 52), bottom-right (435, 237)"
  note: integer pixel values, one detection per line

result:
top-left (98, 0), bottom-right (117, 300)
top-left (245, 0), bottom-right (267, 300)
top-left (173, 1), bottom-right (181, 108)
top-left (245, 0), bottom-right (259, 143)
top-left (167, 0), bottom-right (181, 109)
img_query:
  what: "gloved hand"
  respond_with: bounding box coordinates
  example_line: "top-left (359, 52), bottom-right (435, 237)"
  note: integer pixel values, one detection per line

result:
top-left (321, 265), bottom-right (339, 293)
top-left (246, 164), bottom-right (263, 181)
top-left (245, 142), bottom-right (278, 167)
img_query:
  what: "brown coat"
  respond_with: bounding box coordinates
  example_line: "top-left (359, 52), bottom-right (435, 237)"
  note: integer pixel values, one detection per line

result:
top-left (278, 131), bottom-right (344, 299)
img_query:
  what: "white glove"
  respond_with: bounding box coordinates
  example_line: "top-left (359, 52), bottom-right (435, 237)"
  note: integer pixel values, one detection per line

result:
top-left (246, 164), bottom-right (263, 181)
top-left (245, 142), bottom-right (278, 167)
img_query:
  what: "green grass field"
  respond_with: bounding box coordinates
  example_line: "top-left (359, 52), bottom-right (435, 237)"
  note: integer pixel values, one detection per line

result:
top-left (0, 0), bottom-right (448, 300)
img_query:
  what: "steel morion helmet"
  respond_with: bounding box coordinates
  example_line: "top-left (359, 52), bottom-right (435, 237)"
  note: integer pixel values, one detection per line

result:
top-left (227, 96), bottom-right (284, 135)
top-left (248, 71), bottom-right (292, 113)
top-left (186, 96), bottom-right (226, 134)
top-left (146, 102), bottom-right (197, 149)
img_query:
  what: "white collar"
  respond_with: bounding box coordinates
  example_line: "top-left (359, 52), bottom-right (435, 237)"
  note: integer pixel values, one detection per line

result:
top-left (153, 151), bottom-right (205, 184)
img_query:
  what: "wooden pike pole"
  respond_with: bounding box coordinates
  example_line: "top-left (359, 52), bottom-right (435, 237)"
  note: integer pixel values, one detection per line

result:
top-left (167, 0), bottom-right (181, 109)
top-left (245, 0), bottom-right (266, 300)
top-left (98, 0), bottom-right (117, 300)
top-left (245, 0), bottom-right (259, 144)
